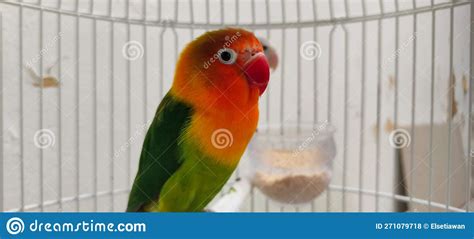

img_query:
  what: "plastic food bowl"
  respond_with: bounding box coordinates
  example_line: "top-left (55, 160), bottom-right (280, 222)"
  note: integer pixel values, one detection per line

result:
top-left (246, 122), bottom-right (336, 205)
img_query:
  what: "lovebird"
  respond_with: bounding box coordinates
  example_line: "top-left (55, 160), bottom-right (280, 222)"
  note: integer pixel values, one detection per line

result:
top-left (126, 28), bottom-right (270, 212)
top-left (258, 37), bottom-right (278, 71)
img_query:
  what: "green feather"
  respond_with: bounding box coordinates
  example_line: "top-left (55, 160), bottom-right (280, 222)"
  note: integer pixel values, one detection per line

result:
top-left (126, 91), bottom-right (237, 212)
top-left (150, 142), bottom-right (235, 211)
top-left (126, 92), bottom-right (193, 212)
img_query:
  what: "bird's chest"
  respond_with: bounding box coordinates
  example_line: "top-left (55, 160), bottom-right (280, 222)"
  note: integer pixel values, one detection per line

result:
top-left (185, 107), bottom-right (259, 167)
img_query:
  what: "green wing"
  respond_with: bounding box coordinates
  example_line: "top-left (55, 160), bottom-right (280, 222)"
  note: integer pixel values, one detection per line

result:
top-left (126, 92), bottom-right (193, 212)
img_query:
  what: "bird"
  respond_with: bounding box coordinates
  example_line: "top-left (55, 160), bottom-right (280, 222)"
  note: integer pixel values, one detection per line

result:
top-left (258, 37), bottom-right (278, 71)
top-left (25, 58), bottom-right (61, 88)
top-left (126, 28), bottom-right (270, 212)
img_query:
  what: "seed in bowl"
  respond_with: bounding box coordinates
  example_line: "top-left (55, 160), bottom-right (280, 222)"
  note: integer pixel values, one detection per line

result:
top-left (252, 148), bottom-right (332, 204)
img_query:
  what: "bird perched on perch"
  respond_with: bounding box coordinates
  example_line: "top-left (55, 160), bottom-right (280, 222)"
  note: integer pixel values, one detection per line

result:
top-left (126, 28), bottom-right (270, 212)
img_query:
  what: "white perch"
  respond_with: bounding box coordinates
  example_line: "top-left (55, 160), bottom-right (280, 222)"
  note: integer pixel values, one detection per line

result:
top-left (207, 177), bottom-right (252, 212)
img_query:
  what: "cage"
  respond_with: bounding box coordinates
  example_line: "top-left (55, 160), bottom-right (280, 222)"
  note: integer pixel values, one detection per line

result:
top-left (0, 0), bottom-right (472, 213)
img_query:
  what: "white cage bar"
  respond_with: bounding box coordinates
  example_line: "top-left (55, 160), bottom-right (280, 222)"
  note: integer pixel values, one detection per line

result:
top-left (0, 0), bottom-right (472, 212)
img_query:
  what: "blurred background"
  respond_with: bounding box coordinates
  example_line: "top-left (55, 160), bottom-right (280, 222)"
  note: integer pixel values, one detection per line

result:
top-left (0, 0), bottom-right (472, 212)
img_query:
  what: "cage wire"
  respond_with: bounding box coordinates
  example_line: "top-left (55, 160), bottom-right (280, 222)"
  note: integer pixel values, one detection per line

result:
top-left (0, 0), bottom-right (472, 212)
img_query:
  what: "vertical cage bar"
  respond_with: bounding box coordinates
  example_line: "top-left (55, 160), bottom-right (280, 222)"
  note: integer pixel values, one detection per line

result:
top-left (446, 3), bottom-right (455, 212)
top-left (279, 0), bottom-right (286, 212)
top-left (93, 17), bottom-right (98, 213)
top-left (428, 0), bottom-right (436, 212)
top-left (279, 0), bottom-right (285, 136)
top-left (108, 0), bottom-right (114, 212)
top-left (126, 0), bottom-right (132, 190)
top-left (311, 0), bottom-right (318, 212)
top-left (189, 0), bottom-right (194, 38)
top-left (409, 0), bottom-right (417, 209)
top-left (75, 0), bottom-right (81, 211)
top-left (19, 1), bottom-right (25, 212)
top-left (140, 0), bottom-right (148, 208)
top-left (295, 0), bottom-right (302, 213)
top-left (394, 1), bottom-right (399, 132)
top-left (159, 27), bottom-right (165, 100)
top-left (326, 0), bottom-right (335, 212)
top-left (264, 0), bottom-right (271, 212)
top-left (91, 0), bottom-right (98, 212)
top-left (250, 0), bottom-right (257, 212)
top-left (39, 0), bottom-right (45, 212)
top-left (358, 0), bottom-right (367, 212)
top-left (158, 0), bottom-right (164, 100)
top-left (375, 0), bottom-right (384, 212)
top-left (57, 0), bottom-right (63, 211)
top-left (157, 0), bottom-right (161, 21)
top-left (393, 2), bottom-right (400, 209)
top-left (263, 1), bottom-right (270, 128)
top-left (236, 0), bottom-right (239, 25)
top-left (312, 0), bottom-right (318, 124)
top-left (327, 0), bottom-right (334, 124)
top-left (296, 0), bottom-right (301, 134)
top-left (341, 26), bottom-right (349, 212)
top-left (205, 0), bottom-right (210, 29)
top-left (341, 0), bottom-right (349, 212)
top-left (220, 0), bottom-right (224, 26)
top-left (143, 0), bottom-right (147, 125)
top-left (468, 0), bottom-right (474, 213)
top-left (173, 0), bottom-right (178, 55)
top-left (233, 0), bottom-right (241, 181)
top-left (251, 0), bottom-right (256, 30)
top-left (0, 12), bottom-right (3, 212)
top-left (325, 33), bottom-right (333, 210)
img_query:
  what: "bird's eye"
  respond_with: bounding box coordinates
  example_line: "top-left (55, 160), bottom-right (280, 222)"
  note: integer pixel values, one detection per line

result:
top-left (262, 45), bottom-right (268, 51)
top-left (218, 48), bottom-right (237, 65)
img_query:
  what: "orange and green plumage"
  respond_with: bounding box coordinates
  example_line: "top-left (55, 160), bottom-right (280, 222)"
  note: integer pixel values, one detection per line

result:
top-left (126, 28), bottom-right (270, 212)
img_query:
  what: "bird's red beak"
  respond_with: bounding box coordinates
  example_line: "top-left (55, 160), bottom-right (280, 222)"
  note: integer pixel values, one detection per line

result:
top-left (243, 52), bottom-right (270, 96)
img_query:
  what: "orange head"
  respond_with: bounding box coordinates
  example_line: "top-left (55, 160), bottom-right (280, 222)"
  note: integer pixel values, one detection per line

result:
top-left (171, 28), bottom-right (270, 111)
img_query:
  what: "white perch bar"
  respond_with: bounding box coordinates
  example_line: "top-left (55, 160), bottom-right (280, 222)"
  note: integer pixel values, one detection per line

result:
top-left (208, 178), bottom-right (252, 213)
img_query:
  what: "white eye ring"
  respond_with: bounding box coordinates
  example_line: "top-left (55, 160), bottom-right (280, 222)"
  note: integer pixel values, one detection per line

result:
top-left (218, 48), bottom-right (237, 65)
